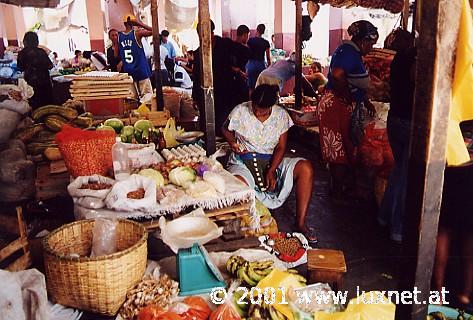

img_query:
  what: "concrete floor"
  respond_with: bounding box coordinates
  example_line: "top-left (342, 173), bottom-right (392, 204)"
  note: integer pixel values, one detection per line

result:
top-left (275, 133), bottom-right (400, 300)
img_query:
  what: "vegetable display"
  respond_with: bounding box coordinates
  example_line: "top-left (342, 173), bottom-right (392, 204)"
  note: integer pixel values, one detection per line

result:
top-left (168, 166), bottom-right (197, 187)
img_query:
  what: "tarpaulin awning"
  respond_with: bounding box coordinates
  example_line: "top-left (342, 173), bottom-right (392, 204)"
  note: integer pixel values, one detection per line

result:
top-left (0, 0), bottom-right (59, 8)
top-left (313, 0), bottom-right (404, 14)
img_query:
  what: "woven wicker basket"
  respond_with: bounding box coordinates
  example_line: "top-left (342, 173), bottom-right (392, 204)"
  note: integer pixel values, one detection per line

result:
top-left (43, 219), bottom-right (147, 315)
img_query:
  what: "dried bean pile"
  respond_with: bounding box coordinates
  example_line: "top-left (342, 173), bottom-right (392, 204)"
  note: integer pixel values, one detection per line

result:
top-left (273, 237), bottom-right (302, 256)
top-left (127, 188), bottom-right (145, 199)
top-left (79, 182), bottom-right (112, 190)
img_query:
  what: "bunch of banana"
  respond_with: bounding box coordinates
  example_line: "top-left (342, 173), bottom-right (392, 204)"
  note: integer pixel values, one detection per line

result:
top-left (248, 302), bottom-right (289, 320)
top-left (226, 255), bottom-right (274, 286)
top-left (233, 287), bottom-right (249, 317)
top-left (285, 268), bottom-right (308, 285)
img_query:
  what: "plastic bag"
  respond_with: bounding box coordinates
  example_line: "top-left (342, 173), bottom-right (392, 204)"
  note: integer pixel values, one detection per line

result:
top-left (163, 118), bottom-right (184, 148)
top-left (90, 218), bottom-right (118, 257)
top-left (67, 175), bottom-right (115, 199)
top-left (125, 142), bottom-right (164, 168)
top-left (170, 296), bottom-right (212, 320)
top-left (359, 121), bottom-right (394, 171)
top-left (56, 125), bottom-right (116, 178)
top-left (313, 291), bottom-right (395, 320)
top-left (209, 282), bottom-right (242, 320)
top-left (0, 109), bottom-right (22, 143)
top-left (256, 269), bottom-right (307, 320)
top-left (105, 174), bottom-right (157, 212)
top-left (289, 283), bottom-right (339, 314)
top-left (74, 197), bottom-right (105, 209)
top-left (0, 80), bottom-right (33, 115)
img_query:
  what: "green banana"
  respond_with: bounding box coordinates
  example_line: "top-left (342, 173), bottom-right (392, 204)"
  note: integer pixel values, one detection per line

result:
top-left (292, 274), bottom-right (307, 284)
top-left (275, 308), bottom-right (288, 320)
top-left (250, 260), bottom-right (274, 270)
top-left (237, 267), bottom-right (257, 286)
top-left (286, 269), bottom-right (299, 274)
top-left (248, 265), bottom-right (270, 282)
top-left (268, 306), bottom-right (282, 320)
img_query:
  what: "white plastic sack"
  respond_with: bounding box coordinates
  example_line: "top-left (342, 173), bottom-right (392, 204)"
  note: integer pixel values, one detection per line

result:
top-left (105, 174), bottom-right (157, 212)
top-left (74, 196), bottom-right (105, 209)
top-left (158, 208), bottom-right (223, 253)
top-left (67, 175), bottom-right (115, 199)
top-left (0, 109), bottom-right (22, 143)
top-left (126, 142), bottom-right (164, 168)
top-left (0, 80), bottom-right (33, 115)
top-left (0, 269), bottom-right (48, 320)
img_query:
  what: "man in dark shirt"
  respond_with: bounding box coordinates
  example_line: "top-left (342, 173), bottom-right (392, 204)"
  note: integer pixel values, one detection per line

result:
top-left (246, 24), bottom-right (271, 92)
top-left (231, 25), bottom-right (250, 106)
top-left (192, 20), bottom-right (235, 136)
top-left (378, 30), bottom-right (416, 243)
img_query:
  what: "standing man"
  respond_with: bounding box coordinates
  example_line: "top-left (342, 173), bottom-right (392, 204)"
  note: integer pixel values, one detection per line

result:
top-left (160, 30), bottom-right (177, 60)
top-left (231, 24), bottom-right (250, 106)
top-left (246, 23), bottom-right (271, 93)
top-left (192, 20), bottom-right (235, 136)
top-left (118, 15), bottom-right (153, 97)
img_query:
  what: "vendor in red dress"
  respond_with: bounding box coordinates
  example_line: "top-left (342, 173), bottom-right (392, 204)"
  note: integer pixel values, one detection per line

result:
top-left (317, 20), bottom-right (377, 203)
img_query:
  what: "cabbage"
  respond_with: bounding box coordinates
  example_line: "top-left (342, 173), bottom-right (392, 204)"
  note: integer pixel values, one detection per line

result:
top-left (139, 168), bottom-right (165, 188)
top-left (168, 166), bottom-right (196, 187)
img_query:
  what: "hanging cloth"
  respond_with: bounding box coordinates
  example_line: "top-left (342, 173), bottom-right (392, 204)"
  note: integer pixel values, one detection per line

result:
top-left (446, 0), bottom-right (473, 165)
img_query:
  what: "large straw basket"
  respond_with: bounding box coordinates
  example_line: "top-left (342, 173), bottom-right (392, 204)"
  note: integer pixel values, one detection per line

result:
top-left (43, 219), bottom-right (148, 315)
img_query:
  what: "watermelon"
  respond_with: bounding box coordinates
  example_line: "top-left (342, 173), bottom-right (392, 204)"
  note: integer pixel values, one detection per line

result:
top-left (104, 118), bottom-right (124, 134)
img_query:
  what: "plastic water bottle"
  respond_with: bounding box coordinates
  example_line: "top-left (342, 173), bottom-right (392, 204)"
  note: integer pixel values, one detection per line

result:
top-left (112, 140), bottom-right (130, 180)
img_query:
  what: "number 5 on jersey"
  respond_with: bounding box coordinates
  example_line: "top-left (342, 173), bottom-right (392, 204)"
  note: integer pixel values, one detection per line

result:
top-left (124, 50), bottom-right (133, 63)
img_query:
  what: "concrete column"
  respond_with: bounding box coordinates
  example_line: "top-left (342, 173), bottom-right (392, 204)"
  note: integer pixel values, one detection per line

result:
top-left (274, 0), bottom-right (283, 48)
top-left (0, 5), bottom-right (7, 56)
top-left (328, 7), bottom-right (343, 55)
top-left (106, 0), bottom-right (133, 31)
top-left (221, 0), bottom-right (232, 38)
top-left (2, 4), bottom-right (26, 47)
top-left (86, 0), bottom-right (105, 52)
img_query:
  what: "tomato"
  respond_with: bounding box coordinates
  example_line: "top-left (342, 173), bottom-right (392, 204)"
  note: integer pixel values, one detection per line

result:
top-left (138, 306), bottom-right (183, 320)
top-left (158, 311), bottom-right (183, 320)
top-left (138, 305), bottom-right (164, 320)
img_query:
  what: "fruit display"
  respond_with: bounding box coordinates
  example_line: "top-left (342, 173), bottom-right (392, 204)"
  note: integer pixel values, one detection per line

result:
top-left (226, 255), bottom-right (274, 286)
top-left (13, 100), bottom-right (92, 161)
top-left (247, 301), bottom-right (289, 320)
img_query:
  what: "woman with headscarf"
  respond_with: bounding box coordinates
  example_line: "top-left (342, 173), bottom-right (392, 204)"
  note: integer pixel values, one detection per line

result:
top-left (222, 84), bottom-right (317, 244)
top-left (17, 32), bottom-right (54, 109)
top-left (317, 20), bottom-right (378, 202)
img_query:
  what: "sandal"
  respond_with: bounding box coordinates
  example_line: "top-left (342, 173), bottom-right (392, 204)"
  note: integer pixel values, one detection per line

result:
top-left (298, 227), bottom-right (318, 246)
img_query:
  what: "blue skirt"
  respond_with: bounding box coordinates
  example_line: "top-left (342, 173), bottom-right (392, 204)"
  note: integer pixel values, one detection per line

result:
top-left (227, 153), bottom-right (304, 209)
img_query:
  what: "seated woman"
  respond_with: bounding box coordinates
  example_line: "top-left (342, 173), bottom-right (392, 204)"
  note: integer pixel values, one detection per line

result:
top-left (222, 84), bottom-right (316, 243)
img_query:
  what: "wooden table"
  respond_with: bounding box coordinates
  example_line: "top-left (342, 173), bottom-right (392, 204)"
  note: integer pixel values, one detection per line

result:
top-left (307, 248), bottom-right (347, 291)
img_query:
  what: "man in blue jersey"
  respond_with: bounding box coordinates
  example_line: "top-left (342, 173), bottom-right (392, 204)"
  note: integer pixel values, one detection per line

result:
top-left (119, 15), bottom-right (153, 98)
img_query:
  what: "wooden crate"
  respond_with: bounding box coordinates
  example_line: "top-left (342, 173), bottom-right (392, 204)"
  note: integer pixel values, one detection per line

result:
top-left (0, 207), bottom-right (31, 271)
top-left (307, 249), bottom-right (347, 291)
top-left (35, 162), bottom-right (70, 201)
